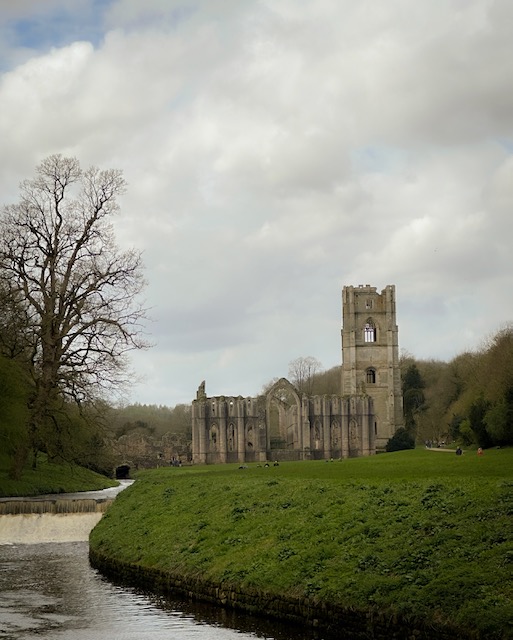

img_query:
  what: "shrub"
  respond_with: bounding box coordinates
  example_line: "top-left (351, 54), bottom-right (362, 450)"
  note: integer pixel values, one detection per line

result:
top-left (386, 427), bottom-right (415, 452)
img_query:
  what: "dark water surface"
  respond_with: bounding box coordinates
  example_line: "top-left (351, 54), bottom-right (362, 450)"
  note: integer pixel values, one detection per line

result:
top-left (0, 541), bottom-right (328, 640)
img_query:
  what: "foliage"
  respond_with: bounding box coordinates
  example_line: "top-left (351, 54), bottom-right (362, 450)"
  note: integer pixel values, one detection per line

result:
top-left (402, 362), bottom-right (424, 391)
top-left (90, 449), bottom-right (513, 638)
top-left (43, 401), bottom-right (117, 476)
top-left (484, 394), bottom-right (512, 446)
top-left (448, 413), bottom-right (464, 441)
top-left (107, 402), bottom-right (192, 440)
top-left (458, 418), bottom-right (475, 446)
top-left (310, 365), bottom-right (341, 395)
top-left (469, 395), bottom-right (493, 448)
top-left (0, 155), bottom-right (148, 472)
top-left (401, 363), bottom-right (425, 431)
top-left (0, 355), bottom-right (30, 479)
top-left (385, 427), bottom-right (415, 452)
top-left (399, 326), bottom-right (513, 448)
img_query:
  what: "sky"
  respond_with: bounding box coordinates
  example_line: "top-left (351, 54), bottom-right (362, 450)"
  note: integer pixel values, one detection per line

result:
top-left (1, 0), bottom-right (512, 407)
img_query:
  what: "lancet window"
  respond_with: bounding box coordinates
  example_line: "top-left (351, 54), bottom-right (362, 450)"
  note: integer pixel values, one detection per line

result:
top-left (364, 318), bottom-right (377, 342)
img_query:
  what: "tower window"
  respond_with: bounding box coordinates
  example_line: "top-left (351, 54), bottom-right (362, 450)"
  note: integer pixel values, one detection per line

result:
top-left (366, 368), bottom-right (376, 384)
top-left (364, 319), bottom-right (377, 342)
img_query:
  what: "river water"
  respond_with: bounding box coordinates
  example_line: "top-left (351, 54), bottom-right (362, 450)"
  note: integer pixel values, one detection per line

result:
top-left (0, 487), bottom-right (328, 640)
top-left (0, 541), bottom-right (327, 640)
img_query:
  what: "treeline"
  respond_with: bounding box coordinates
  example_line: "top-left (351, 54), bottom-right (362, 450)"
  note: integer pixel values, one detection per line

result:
top-left (108, 403), bottom-right (191, 440)
top-left (401, 325), bottom-right (513, 448)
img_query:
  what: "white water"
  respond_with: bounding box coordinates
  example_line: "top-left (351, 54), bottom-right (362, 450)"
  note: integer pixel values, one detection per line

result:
top-left (0, 482), bottom-right (130, 545)
top-left (0, 512), bottom-right (103, 545)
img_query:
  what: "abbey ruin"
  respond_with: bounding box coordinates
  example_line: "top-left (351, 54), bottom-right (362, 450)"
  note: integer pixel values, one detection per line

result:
top-left (191, 284), bottom-right (403, 463)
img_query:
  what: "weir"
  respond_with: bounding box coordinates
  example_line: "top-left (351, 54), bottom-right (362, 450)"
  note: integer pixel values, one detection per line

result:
top-left (0, 482), bottom-right (131, 545)
top-left (0, 497), bottom-right (112, 515)
top-left (0, 512), bottom-right (104, 544)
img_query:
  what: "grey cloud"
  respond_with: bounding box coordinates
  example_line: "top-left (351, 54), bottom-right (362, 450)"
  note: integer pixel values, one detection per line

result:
top-left (1, 0), bottom-right (513, 405)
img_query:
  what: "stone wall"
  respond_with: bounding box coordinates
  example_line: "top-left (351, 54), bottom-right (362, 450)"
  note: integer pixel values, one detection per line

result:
top-left (89, 549), bottom-right (473, 640)
top-left (113, 431), bottom-right (191, 469)
top-left (191, 378), bottom-right (375, 465)
top-left (341, 284), bottom-right (404, 449)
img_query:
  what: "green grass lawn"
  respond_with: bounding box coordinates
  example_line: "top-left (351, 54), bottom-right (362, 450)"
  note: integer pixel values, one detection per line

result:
top-left (0, 452), bottom-right (117, 497)
top-left (90, 447), bottom-right (513, 638)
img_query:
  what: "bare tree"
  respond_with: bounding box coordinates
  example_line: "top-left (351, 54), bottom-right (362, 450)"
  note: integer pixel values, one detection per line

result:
top-left (288, 356), bottom-right (322, 395)
top-left (261, 377), bottom-right (280, 395)
top-left (0, 155), bottom-right (148, 467)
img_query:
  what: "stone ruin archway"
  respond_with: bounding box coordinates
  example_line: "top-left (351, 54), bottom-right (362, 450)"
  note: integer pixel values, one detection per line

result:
top-left (265, 378), bottom-right (302, 456)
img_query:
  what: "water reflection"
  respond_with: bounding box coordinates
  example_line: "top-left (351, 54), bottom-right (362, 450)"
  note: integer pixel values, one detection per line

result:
top-left (0, 542), bottom-right (325, 640)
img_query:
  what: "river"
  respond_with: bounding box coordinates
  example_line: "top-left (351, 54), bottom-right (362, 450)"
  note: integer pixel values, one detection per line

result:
top-left (0, 486), bottom-right (327, 640)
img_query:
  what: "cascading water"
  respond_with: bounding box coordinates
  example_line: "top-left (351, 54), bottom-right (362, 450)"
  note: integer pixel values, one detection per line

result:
top-left (0, 484), bottom-right (124, 545)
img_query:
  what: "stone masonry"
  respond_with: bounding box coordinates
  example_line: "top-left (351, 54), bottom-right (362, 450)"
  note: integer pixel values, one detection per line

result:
top-left (191, 284), bottom-right (403, 463)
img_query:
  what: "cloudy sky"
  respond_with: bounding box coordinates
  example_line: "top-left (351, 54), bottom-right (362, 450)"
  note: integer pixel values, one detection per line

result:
top-left (1, 0), bottom-right (512, 407)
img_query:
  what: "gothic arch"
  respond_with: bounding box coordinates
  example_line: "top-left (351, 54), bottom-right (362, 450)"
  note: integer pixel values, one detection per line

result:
top-left (265, 378), bottom-right (302, 452)
top-left (312, 419), bottom-right (322, 450)
top-left (364, 318), bottom-right (377, 343)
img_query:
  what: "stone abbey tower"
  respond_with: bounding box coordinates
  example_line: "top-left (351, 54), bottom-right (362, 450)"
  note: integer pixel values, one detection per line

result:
top-left (191, 284), bottom-right (403, 463)
top-left (341, 284), bottom-right (403, 450)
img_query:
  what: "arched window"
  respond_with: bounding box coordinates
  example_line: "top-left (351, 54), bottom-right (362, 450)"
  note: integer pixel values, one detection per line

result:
top-left (364, 318), bottom-right (377, 342)
top-left (366, 368), bottom-right (376, 384)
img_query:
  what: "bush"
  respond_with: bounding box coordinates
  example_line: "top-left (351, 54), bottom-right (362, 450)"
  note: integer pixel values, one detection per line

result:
top-left (386, 427), bottom-right (415, 452)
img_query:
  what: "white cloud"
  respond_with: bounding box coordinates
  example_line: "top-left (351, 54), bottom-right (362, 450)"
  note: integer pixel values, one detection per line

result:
top-left (1, 0), bottom-right (513, 405)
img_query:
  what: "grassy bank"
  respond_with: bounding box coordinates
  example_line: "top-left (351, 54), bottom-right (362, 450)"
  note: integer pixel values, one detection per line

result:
top-left (90, 448), bottom-right (513, 638)
top-left (0, 452), bottom-right (117, 497)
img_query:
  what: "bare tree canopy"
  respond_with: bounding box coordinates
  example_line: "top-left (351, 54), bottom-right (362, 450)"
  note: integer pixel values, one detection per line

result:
top-left (0, 155), bottom-right (148, 465)
top-left (288, 356), bottom-right (322, 395)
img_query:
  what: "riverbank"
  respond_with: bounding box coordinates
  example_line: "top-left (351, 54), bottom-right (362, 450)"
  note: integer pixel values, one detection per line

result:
top-left (89, 448), bottom-right (513, 639)
top-left (0, 452), bottom-right (118, 497)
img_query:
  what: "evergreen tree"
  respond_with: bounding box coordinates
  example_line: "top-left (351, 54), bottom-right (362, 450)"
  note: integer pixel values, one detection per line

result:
top-left (402, 364), bottom-right (425, 432)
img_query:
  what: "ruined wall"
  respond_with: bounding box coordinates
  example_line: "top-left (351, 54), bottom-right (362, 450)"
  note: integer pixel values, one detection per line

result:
top-left (113, 431), bottom-right (191, 469)
top-left (191, 283), bottom-right (403, 463)
top-left (191, 378), bottom-right (375, 464)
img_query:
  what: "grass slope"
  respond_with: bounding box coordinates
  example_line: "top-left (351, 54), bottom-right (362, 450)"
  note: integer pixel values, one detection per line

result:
top-left (90, 448), bottom-right (513, 638)
top-left (0, 452), bottom-right (117, 497)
